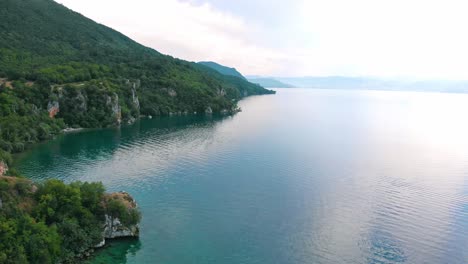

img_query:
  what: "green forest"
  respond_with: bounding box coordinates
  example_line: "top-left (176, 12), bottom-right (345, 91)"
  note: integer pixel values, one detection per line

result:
top-left (0, 177), bottom-right (141, 263)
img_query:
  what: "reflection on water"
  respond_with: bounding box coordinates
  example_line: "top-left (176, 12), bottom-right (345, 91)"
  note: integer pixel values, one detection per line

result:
top-left (16, 89), bottom-right (468, 263)
top-left (85, 238), bottom-right (141, 264)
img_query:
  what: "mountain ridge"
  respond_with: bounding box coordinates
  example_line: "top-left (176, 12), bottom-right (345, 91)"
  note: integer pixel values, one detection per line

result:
top-left (198, 61), bottom-right (246, 80)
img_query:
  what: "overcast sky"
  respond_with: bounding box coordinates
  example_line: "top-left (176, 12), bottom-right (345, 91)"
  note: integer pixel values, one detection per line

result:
top-left (56, 0), bottom-right (468, 80)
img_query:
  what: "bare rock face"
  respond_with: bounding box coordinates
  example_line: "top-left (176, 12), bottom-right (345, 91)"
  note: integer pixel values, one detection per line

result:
top-left (95, 192), bottom-right (140, 248)
top-left (131, 87), bottom-right (140, 110)
top-left (74, 90), bottom-right (88, 112)
top-left (0, 161), bottom-right (8, 176)
top-left (106, 93), bottom-right (122, 125)
top-left (217, 88), bottom-right (226, 97)
top-left (103, 214), bottom-right (139, 239)
top-left (126, 79), bottom-right (141, 111)
top-left (47, 101), bottom-right (60, 118)
top-left (168, 88), bottom-right (177, 97)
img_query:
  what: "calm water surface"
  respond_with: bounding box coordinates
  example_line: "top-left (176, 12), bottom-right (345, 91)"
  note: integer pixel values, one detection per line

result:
top-left (16, 89), bottom-right (468, 263)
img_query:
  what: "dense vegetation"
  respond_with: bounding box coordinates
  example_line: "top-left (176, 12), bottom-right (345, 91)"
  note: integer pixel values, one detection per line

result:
top-left (198, 61), bottom-right (246, 80)
top-left (0, 0), bottom-right (274, 160)
top-left (0, 81), bottom-right (65, 164)
top-left (0, 177), bottom-right (140, 263)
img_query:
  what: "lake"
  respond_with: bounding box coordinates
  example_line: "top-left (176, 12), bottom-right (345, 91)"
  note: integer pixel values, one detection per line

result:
top-left (15, 89), bottom-right (468, 264)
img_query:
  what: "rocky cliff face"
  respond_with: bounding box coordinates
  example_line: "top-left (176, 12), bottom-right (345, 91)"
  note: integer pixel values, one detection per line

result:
top-left (103, 214), bottom-right (139, 239)
top-left (47, 100), bottom-right (60, 118)
top-left (106, 93), bottom-right (122, 125)
top-left (217, 88), bottom-right (226, 97)
top-left (0, 161), bottom-right (8, 176)
top-left (95, 191), bottom-right (140, 248)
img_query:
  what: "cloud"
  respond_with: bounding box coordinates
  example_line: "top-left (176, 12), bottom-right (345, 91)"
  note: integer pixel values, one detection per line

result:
top-left (56, 0), bottom-right (468, 79)
top-left (56, 0), bottom-right (288, 76)
top-left (294, 0), bottom-right (468, 79)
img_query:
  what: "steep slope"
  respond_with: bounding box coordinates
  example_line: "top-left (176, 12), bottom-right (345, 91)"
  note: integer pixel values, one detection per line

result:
top-left (0, 0), bottom-right (274, 162)
top-left (198, 61), bottom-right (246, 80)
top-left (0, 0), bottom-right (273, 116)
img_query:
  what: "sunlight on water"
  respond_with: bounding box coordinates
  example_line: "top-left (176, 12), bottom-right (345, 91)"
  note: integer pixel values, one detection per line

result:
top-left (16, 89), bottom-right (468, 264)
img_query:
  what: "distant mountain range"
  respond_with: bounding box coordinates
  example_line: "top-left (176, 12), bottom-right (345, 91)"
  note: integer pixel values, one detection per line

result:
top-left (250, 76), bottom-right (468, 93)
top-left (198, 61), bottom-right (246, 80)
top-left (246, 77), bottom-right (295, 88)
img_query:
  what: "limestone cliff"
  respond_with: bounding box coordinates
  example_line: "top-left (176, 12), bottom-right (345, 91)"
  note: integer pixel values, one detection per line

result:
top-left (95, 191), bottom-right (140, 248)
top-left (0, 161), bottom-right (8, 176)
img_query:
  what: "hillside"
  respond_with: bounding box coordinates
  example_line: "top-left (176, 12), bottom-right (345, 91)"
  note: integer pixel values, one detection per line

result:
top-left (248, 77), bottom-right (295, 88)
top-left (198, 61), bottom-right (246, 79)
top-left (0, 0), bottom-right (274, 163)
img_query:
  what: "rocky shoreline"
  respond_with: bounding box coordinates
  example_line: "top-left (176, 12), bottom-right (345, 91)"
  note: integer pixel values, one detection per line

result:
top-left (78, 191), bottom-right (141, 261)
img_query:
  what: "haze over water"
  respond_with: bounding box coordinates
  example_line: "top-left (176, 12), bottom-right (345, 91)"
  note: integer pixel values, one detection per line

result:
top-left (16, 89), bottom-right (468, 263)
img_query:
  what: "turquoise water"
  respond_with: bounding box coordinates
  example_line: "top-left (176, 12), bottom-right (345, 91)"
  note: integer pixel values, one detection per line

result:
top-left (16, 89), bottom-right (468, 263)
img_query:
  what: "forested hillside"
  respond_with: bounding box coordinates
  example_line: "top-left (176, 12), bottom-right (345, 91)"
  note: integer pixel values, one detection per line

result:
top-left (0, 0), bottom-right (274, 166)
top-left (198, 61), bottom-right (246, 79)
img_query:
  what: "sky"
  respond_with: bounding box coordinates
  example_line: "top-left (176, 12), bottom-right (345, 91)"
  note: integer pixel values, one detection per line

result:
top-left (55, 0), bottom-right (468, 80)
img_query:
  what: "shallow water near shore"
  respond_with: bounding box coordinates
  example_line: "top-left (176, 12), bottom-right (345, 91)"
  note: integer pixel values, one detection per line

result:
top-left (16, 88), bottom-right (468, 263)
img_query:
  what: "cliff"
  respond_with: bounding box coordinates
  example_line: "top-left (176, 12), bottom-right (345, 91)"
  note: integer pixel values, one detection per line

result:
top-left (0, 161), bottom-right (8, 176)
top-left (102, 192), bottom-right (140, 240)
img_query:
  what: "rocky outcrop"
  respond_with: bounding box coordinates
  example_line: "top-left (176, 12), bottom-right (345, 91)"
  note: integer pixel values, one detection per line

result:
top-left (131, 86), bottom-right (140, 110)
top-left (217, 88), bottom-right (226, 97)
top-left (126, 79), bottom-right (141, 111)
top-left (103, 214), bottom-right (139, 239)
top-left (205, 106), bottom-right (213, 115)
top-left (47, 100), bottom-right (59, 118)
top-left (95, 192), bottom-right (140, 248)
top-left (106, 93), bottom-right (122, 125)
top-left (160, 87), bottom-right (177, 97)
top-left (74, 90), bottom-right (88, 112)
top-left (168, 88), bottom-right (177, 97)
top-left (0, 161), bottom-right (8, 176)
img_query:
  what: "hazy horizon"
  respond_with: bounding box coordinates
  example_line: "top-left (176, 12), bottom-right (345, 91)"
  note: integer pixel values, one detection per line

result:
top-left (55, 0), bottom-right (468, 81)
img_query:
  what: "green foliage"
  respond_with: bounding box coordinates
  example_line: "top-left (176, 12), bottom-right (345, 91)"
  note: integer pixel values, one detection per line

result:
top-left (107, 197), bottom-right (141, 226)
top-left (0, 82), bottom-right (65, 155)
top-left (198, 61), bottom-right (246, 79)
top-left (0, 178), bottom-right (140, 263)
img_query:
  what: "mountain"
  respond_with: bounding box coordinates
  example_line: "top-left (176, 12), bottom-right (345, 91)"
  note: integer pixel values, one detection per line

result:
top-left (271, 76), bottom-right (468, 93)
top-left (247, 78), bottom-right (294, 88)
top-left (0, 0), bottom-right (274, 157)
top-left (0, 0), bottom-right (273, 117)
top-left (198, 61), bottom-right (246, 79)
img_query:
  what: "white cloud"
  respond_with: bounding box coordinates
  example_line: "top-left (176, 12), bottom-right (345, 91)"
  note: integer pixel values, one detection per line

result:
top-left (294, 0), bottom-right (468, 79)
top-left (56, 0), bottom-right (287, 76)
top-left (56, 0), bottom-right (468, 79)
